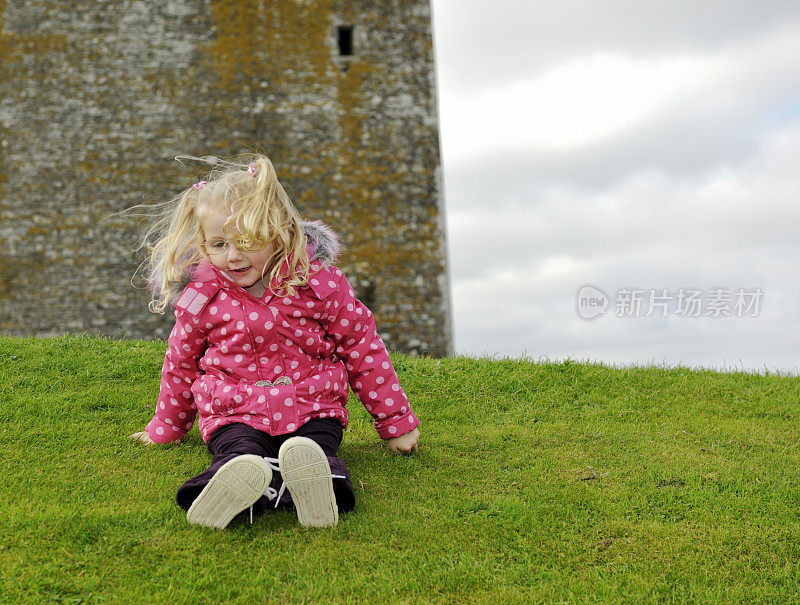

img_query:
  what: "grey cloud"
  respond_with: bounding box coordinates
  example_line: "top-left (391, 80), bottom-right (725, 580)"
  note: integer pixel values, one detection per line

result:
top-left (437, 2), bottom-right (800, 371)
top-left (444, 112), bottom-right (796, 211)
top-left (447, 119), bottom-right (800, 313)
top-left (434, 0), bottom-right (800, 94)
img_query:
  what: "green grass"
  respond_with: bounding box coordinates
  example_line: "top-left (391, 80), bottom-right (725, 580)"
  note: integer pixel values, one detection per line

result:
top-left (1, 335), bottom-right (800, 603)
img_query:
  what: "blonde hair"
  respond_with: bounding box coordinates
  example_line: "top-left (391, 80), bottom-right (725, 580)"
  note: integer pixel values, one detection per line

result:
top-left (143, 155), bottom-right (309, 313)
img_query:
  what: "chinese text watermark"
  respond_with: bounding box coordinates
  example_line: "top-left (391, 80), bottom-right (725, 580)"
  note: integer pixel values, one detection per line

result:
top-left (576, 285), bottom-right (763, 320)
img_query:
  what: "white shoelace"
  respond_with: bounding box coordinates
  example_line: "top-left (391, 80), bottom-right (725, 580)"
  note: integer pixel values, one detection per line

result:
top-left (249, 457), bottom-right (282, 524)
top-left (248, 456), bottom-right (346, 524)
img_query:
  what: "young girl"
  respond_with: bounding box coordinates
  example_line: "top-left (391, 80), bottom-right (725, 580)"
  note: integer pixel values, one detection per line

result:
top-left (130, 155), bottom-right (420, 529)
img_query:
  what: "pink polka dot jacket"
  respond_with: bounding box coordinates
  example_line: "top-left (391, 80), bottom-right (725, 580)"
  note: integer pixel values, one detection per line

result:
top-left (144, 222), bottom-right (420, 444)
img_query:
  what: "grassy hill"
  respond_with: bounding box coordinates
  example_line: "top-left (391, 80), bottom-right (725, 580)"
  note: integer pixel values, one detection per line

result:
top-left (1, 335), bottom-right (799, 603)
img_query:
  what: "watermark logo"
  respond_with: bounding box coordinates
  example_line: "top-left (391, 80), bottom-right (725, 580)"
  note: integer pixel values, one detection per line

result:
top-left (576, 285), bottom-right (763, 320)
top-left (576, 284), bottom-right (610, 320)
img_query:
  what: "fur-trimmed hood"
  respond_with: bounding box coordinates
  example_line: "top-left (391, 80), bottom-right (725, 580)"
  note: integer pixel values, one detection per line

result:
top-left (303, 220), bottom-right (341, 267)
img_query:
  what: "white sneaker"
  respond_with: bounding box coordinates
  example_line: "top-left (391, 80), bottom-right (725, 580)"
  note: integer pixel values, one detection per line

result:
top-left (278, 437), bottom-right (338, 528)
top-left (187, 454), bottom-right (272, 529)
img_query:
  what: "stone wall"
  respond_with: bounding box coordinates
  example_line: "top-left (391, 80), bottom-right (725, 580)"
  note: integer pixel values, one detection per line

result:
top-left (0, 0), bottom-right (452, 356)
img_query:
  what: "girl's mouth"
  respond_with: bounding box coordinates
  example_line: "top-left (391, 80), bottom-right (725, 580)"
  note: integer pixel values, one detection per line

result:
top-left (230, 267), bottom-right (251, 274)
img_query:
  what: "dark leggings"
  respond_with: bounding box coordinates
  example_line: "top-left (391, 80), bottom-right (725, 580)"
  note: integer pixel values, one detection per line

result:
top-left (176, 419), bottom-right (356, 516)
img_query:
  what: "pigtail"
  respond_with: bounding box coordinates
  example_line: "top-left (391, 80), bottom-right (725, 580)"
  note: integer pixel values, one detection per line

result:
top-left (228, 155), bottom-right (310, 297)
top-left (145, 188), bottom-right (204, 313)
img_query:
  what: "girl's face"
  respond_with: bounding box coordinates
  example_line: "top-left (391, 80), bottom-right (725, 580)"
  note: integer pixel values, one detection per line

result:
top-left (200, 206), bottom-right (276, 298)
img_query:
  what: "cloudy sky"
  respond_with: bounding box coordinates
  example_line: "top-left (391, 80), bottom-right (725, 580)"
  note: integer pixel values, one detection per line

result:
top-left (431, 0), bottom-right (800, 372)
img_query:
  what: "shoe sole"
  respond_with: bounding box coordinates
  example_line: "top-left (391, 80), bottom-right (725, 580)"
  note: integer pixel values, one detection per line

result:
top-left (279, 437), bottom-right (338, 528)
top-left (186, 454), bottom-right (272, 529)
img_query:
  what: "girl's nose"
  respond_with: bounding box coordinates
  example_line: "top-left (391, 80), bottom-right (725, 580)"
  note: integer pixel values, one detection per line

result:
top-left (226, 243), bottom-right (244, 262)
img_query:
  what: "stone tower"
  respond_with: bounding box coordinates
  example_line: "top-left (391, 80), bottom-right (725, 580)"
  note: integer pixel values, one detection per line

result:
top-left (0, 0), bottom-right (452, 356)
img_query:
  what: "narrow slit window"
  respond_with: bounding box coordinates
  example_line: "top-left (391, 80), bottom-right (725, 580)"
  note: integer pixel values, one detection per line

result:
top-left (337, 25), bottom-right (354, 56)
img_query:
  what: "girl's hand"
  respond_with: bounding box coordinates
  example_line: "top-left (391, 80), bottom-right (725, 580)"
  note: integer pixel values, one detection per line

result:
top-left (129, 431), bottom-right (157, 445)
top-left (387, 428), bottom-right (420, 455)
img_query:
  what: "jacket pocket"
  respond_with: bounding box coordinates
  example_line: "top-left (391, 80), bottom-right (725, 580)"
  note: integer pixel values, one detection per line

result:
top-left (197, 376), bottom-right (252, 417)
top-left (246, 381), bottom-right (300, 433)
